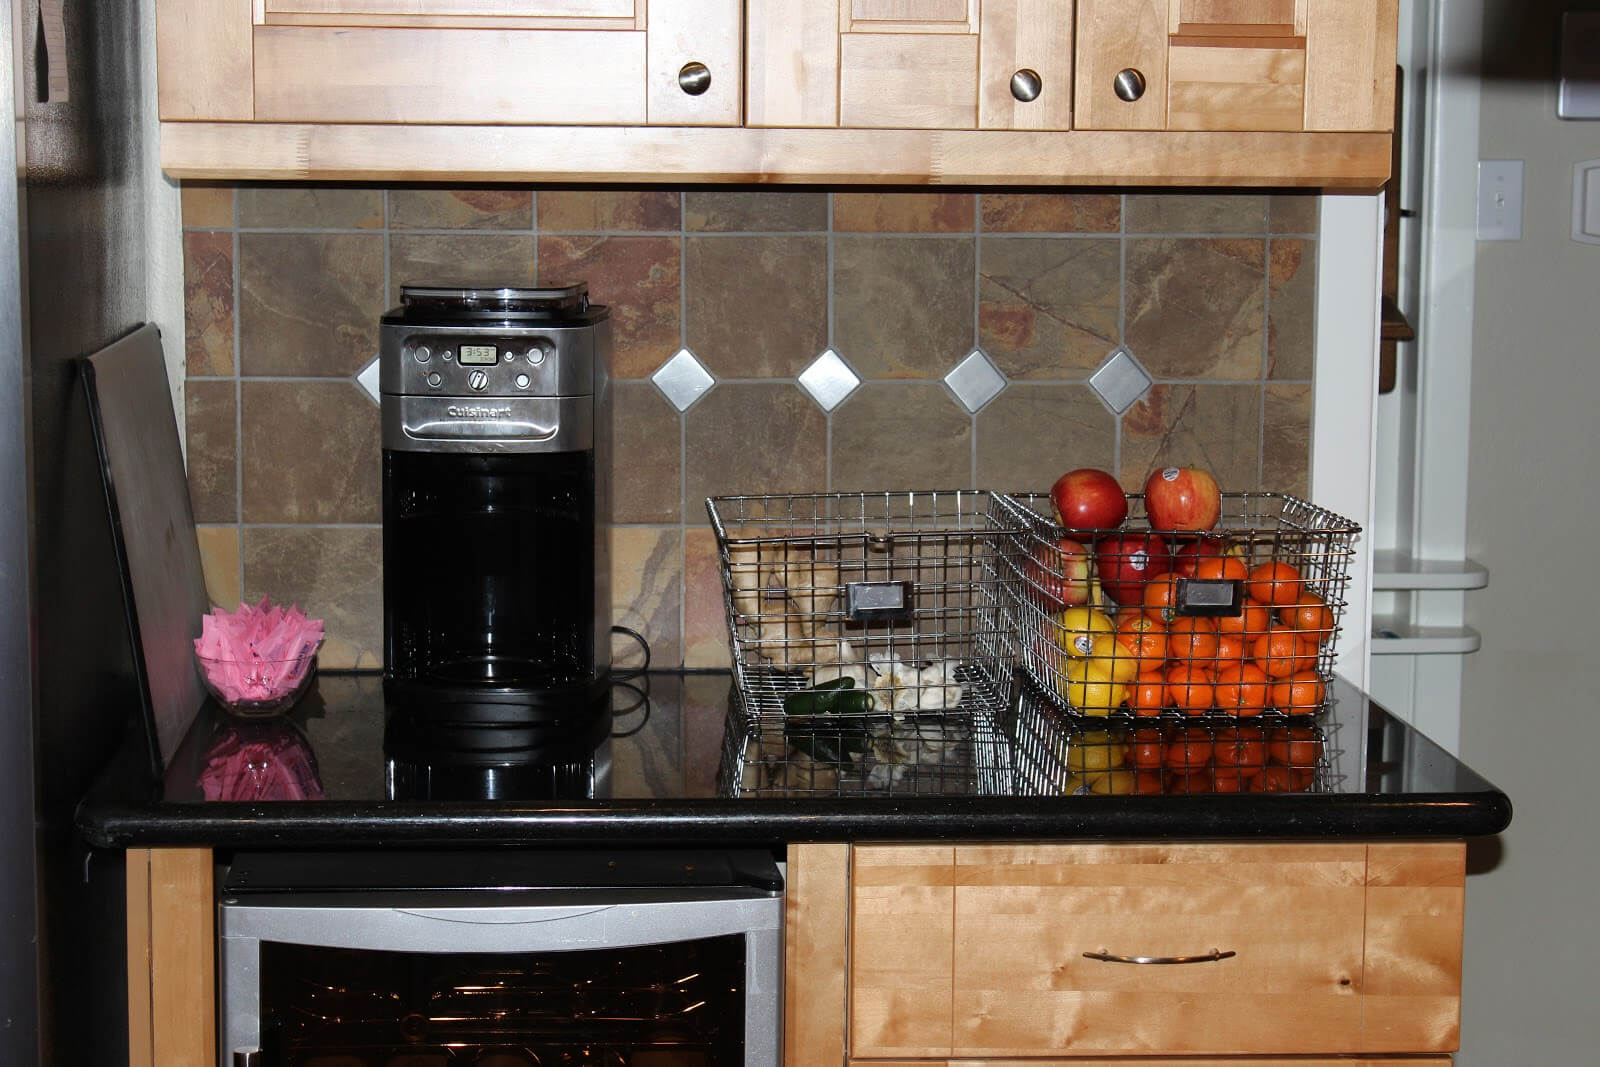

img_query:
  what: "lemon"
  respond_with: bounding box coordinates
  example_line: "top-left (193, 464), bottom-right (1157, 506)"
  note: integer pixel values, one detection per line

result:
top-left (1083, 767), bottom-right (1138, 795)
top-left (1061, 658), bottom-right (1131, 715)
top-left (1064, 728), bottom-right (1128, 772)
top-left (1052, 606), bottom-right (1115, 657)
top-left (1082, 633), bottom-right (1139, 684)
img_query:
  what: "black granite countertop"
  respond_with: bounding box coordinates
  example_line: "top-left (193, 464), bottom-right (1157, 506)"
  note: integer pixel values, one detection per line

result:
top-left (77, 670), bottom-right (1510, 849)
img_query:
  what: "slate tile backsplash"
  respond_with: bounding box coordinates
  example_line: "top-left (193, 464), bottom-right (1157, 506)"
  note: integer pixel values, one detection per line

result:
top-left (182, 185), bottom-right (1318, 670)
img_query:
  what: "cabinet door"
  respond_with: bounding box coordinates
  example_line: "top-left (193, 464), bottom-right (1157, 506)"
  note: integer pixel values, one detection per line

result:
top-left (1075, 0), bottom-right (1396, 132)
top-left (747, 0), bottom-right (1072, 130)
top-left (156, 0), bottom-right (742, 126)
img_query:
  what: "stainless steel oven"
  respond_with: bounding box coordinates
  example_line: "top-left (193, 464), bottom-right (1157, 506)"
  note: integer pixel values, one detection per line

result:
top-left (218, 850), bottom-right (782, 1067)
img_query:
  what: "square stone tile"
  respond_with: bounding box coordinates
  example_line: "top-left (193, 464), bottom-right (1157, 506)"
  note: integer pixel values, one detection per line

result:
top-left (1263, 383), bottom-right (1312, 498)
top-left (611, 381), bottom-right (681, 523)
top-left (684, 191), bottom-right (828, 232)
top-left (185, 380), bottom-right (237, 523)
top-left (538, 189), bottom-right (681, 232)
top-left (981, 193), bottom-right (1121, 233)
top-left (1268, 238), bottom-right (1316, 380)
top-left (195, 525), bottom-right (242, 610)
top-left (239, 233), bottom-right (386, 377)
top-left (241, 381), bottom-right (381, 523)
top-left (184, 231), bottom-right (235, 376)
top-left (611, 526), bottom-right (684, 670)
top-left (682, 526), bottom-right (732, 670)
top-left (978, 236), bottom-right (1120, 379)
top-left (243, 526), bottom-right (382, 670)
top-left (181, 183), bottom-right (234, 228)
top-left (976, 385), bottom-right (1118, 494)
top-left (1125, 238), bottom-right (1266, 380)
top-left (834, 236), bottom-right (975, 378)
top-left (1126, 193), bottom-right (1268, 234)
top-left (389, 188), bottom-right (533, 230)
top-left (237, 186), bottom-right (385, 229)
top-left (834, 192), bottom-right (976, 233)
top-left (830, 383), bottom-right (973, 491)
top-left (685, 236), bottom-right (827, 378)
top-left (539, 234), bottom-right (682, 378)
top-left (1120, 384), bottom-right (1262, 492)
top-left (390, 233), bottom-right (535, 303)
top-left (684, 383), bottom-right (827, 505)
top-left (1270, 194), bottom-right (1320, 235)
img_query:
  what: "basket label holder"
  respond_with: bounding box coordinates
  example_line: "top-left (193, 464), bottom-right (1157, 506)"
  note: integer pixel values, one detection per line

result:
top-left (845, 580), bottom-right (914, 622)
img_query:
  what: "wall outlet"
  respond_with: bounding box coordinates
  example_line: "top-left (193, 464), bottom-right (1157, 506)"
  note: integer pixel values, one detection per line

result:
top-left (1477, 160), bottom-right (1524, 242)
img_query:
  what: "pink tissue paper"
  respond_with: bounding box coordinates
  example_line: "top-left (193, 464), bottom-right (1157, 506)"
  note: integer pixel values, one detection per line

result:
top-left (194, 597), bottom-right (324, 705)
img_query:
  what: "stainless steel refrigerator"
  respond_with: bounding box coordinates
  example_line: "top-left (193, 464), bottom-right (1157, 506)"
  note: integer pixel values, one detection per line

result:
top-left (4, 1), bottom-right (166, 1062)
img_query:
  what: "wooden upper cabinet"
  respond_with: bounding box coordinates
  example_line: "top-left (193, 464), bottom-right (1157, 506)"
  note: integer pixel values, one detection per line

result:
top-left (1075, 0), bottom-right (1397, 132)
top-left (155, 0), bottom-right (743, 126)
top-left (747, 0), bottom-right (1074, 131)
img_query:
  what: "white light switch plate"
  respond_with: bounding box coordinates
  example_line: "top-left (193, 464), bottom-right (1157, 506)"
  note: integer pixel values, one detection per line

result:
top-left (1575, 159), bottom-right (1600, 245)
top-left (1477, 160), bottom-right (1524, 241)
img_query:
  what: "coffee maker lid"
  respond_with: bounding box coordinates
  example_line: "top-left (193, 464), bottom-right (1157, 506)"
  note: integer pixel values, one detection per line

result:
top-left (399, 281), bottom-right (589, 315)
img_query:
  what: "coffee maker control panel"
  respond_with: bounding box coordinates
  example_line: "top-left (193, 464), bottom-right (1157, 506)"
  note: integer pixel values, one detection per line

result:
top-left (383, 326), bottom-right (595, 399)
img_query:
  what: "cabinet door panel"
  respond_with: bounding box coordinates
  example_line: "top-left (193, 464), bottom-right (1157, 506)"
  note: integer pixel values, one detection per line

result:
top-left (852, 0), bottom-right (972, 23)
top-left (746, 0), bottom-right (841, 128)
top-left (157, 0), bottom-right (254, 120)
top-left (263, 1), bottom-right (638, 17)
top-left (839, 34), bottom-right (978, 129)
top-left (253, 27), bottom-right (648, 124)
top-left (1074, 0), bottom-right (1169, 130)
top-left (850, 845), bottom-right (956, 1059)
top-left (646, 0), bottom-right (742, 125)
top-left (1167, 38), bottom-right (1306, 131)
top-left (978, 0), bottom-right (1073, 131)
top-left (1305, 0), bottom-right (1398, 130)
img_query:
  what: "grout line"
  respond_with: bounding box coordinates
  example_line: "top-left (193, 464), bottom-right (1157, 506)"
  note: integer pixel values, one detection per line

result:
top-left (678, 191), bottom-right (689, 669)
top-left (826, 192), bottom-right (836, 492)
top-left (232, 190), bottom-right (244, 602)
top-left (1260, 204), bottom-right (1273, 492)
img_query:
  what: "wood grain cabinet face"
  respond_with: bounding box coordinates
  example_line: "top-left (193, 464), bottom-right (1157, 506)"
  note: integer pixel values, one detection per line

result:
top-left (1074, 0), bottom-right (1397, 132)
top-left (746, 0), bottom-right (1073, 131)
top-left (847, 842), bottom-right (1464, 1060)
top-left (156, 0), bottom-right (742, 126)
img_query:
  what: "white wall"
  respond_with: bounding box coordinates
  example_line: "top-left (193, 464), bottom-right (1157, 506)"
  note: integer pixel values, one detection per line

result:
top-left (1457, 2), bottom-right (1600, 1062)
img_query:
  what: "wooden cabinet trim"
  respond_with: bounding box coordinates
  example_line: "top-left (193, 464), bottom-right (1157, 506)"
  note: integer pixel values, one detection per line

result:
top-left (785, 843), bottom-right (851, 1067)
top-left (127, 847), bottom-right (215, 1067)
top-left (157, 0), bottom-right (255, 120)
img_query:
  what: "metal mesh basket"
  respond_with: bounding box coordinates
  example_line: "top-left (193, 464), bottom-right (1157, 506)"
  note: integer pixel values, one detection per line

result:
top-left (707, 491), bottom-right (1023, 798)
top-left (990, 490), bottom-right (1359, 728)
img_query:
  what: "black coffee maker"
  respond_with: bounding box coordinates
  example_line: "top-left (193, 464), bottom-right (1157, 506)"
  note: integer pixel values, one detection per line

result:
top-left (379, 283), bottom-right (611, 752)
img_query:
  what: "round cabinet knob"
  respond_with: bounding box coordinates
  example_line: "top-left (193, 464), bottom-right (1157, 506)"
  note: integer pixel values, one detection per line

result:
top-left (1010, 68), bottom-right (1043, 103)
top-left (1113, 67), bottom-right (1147, 103)
top-left (678, 61), bottom-right (711, 96)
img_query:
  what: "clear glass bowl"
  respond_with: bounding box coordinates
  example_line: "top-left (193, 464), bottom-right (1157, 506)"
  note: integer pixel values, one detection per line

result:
top-left (195, 653), bottom-right (317, 719)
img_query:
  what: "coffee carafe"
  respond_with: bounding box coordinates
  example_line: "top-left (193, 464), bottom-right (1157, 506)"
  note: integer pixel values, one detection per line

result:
top-left (379, 283), bottom-right (611, 741)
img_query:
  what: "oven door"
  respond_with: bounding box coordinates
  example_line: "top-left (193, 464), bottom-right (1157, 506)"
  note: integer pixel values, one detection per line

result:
top-left (220, 888), bottom-right (781, 1067)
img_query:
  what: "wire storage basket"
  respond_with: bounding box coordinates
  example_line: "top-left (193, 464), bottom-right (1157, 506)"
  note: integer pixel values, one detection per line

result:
top-left (708, 491), bottom-right (1022, 798)
top-left (988, 489), bottom-right (1358, 794)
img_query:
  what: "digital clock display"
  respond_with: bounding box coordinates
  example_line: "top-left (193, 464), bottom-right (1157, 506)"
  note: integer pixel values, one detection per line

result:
top-left (459, 344), bottom-right (498, 366)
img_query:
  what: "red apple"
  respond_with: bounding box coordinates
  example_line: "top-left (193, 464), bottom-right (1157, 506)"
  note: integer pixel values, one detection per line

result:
top-left (1170, 535), bottom-right (1227, 579)
top-left (1093, 531), bottom-right (1170, 606)
top-left (1143, 466), bottom-right (1222, 531)
top-left (1049, 468), bottom-right (1128, 532)
top-left (1022, 537), bottom-right (1093, 611)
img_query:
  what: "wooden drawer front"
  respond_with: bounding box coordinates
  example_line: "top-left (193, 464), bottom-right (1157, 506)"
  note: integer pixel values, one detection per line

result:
top-left (261, 1), bottom-right (641, 27)
top-left (1167, 37), bottom-right (1306, 131)
top-left (839, 34), bottom-right (979, 129)
top-left (951, 843), bottom-right (1367, 1057)
top-left (849, 842), bottom-right (1465, 1060)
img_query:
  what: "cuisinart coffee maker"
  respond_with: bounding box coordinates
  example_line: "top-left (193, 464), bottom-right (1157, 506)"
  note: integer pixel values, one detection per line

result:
top-left (379, 283), bottom-right (611, 745)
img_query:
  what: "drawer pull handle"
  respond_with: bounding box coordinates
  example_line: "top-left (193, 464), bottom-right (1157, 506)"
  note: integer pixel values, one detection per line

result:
top-left (1084, 947), bottom-right (1236, 965)
top-left (678, 62), bottom-right (712, 96)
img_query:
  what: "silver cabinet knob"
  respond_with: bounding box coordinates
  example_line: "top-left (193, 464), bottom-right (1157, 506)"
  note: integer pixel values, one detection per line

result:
top-left (1113, 68), bottom-right (1147, 102)
top-left (1010, 68), bottom-right (1043, 103)
top-left (678, 61), bottom-right (711, 96)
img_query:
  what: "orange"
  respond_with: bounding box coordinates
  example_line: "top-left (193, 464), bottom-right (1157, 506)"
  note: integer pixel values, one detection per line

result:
top-left (1269, 670), bottom-right (1327, 715)
top-left (1194, 555), bottom-right (1249, 584)
top-left (1209, 767), bottom-right (1252, 793)
top-left (1164, 663), bottom-right (1215, 714)
top-left (1127, 672), bottom-right (1170, 716)
top-left (1212, 724), bottom-right (1268, 771)
top-left (1133, 769), bottom-right (1167, 794)
top-left (1280, 593), bottom-right (1336, 643)
top-left (1267, 725), bottom-right (1324, 769)
top-left (1215, 600), bottom-right (1272, 638)
top-left (1251, 627), bottom-right (1318, 679)
top-left (1245, 560), bottom-right (1304, 606)
top-left (1128, 726), bottom-right (1167, 769)
top-left (1166, 616), bottom-right (1220, 663)
top-left (1168, 769), bottom-right (1214, 795)
top-left (1114, 612), bottom-right (1169, 671)
top-left (1213, 630), bottom-right (1249, 669)
top-left (1141, 576), bottom-right (1182, 621)
top-left (1213, 662), bottom-right (1271, 716)
top-left (1163, 726), bottom-right (1213, 771)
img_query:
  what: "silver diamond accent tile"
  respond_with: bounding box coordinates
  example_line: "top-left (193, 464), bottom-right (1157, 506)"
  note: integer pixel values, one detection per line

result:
top-left (1089, 346), bottom-right (1152, 414)
top-left (355, 355), bottom-right (381, 406)
top-left (651, 348), bottom-right (715, 412)
top-left (944, 349), bottom-right (1007, 413)
top-left (797, 348), bottom-right (860, 412)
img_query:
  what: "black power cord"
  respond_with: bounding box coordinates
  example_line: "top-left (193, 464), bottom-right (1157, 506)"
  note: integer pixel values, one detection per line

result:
top-left (609, 626), bottom-right (652, 737)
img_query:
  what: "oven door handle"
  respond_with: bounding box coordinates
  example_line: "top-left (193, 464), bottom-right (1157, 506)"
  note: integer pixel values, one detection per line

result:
top-left (394, 904), bottom-right (613, 925)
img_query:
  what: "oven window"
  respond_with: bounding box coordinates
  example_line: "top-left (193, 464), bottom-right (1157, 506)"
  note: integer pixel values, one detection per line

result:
top-left (257, 934), bottom-right (744, 1066)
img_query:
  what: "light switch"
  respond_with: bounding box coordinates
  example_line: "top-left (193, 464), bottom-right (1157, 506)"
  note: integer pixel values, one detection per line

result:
top-left (1477, 160), bottom-right (1523, 242)
top-left (1575, 159), bottom-right (1600, 245)
top-left (1559, 12), bottom-right (1600, 119)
